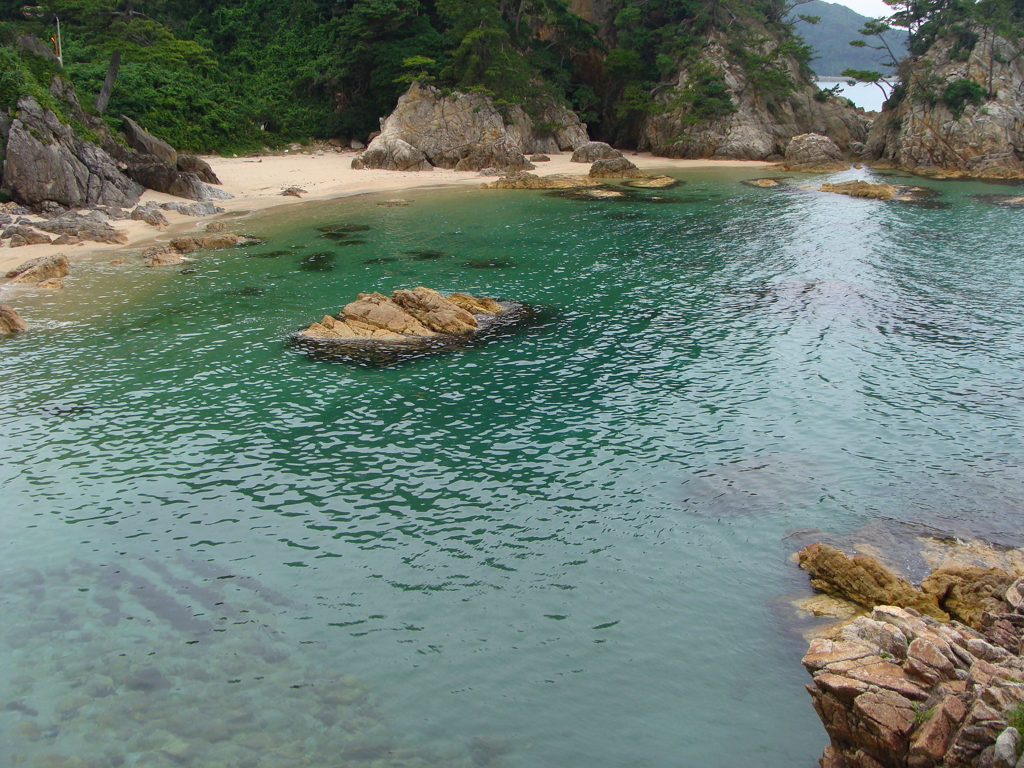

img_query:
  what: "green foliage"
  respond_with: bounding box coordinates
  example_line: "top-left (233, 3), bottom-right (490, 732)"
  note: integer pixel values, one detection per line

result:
top-left (941, 77), bottom-right (985, 117)
top-left (1009, 702), bottom-right (1024, 749)
top-left (665, 62), bottom-right (737, 125)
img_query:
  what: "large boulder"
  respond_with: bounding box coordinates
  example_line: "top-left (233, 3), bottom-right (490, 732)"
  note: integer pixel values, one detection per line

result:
top-left (4, 226), bottom-right (52, 247)
top-left (6, 253), bottom-right (70, 284)
top-left (351, 136), bottom-right (432, 172)
top-left (0, 97), bottom-right (143, 208)
top-left (353, 83), bottom-right (587, 173)
top-left (169, 234), bottom-right (245, 253)
top-left (125, 159), bottom-right (231, 202)
top-left (865, 30), bottom-right (1024, 178)
top-left (120, 116), bottom-right (177, 167)
top-left (640, 37), bottom-right (869, 160)
top-left (785, 133), bottom-right (849, 172)
top-left (481, 172), bottom-right (599, 190)
top-left (177, 155), bottom-right (221, 185)
top-left (588, 156), bottom-right (647, 178)
top-left (572, 141), bottom-right (622, 162)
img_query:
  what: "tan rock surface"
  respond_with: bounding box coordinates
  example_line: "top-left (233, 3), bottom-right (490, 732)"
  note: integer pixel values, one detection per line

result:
top-left (785, 133), bottom-right (849, 172)
top-left (6, 253), bottom-right (70, 284)
top-left (0, 304), bottom-right (28, 333)
top-left (482, 172), bottom-right (598, 190)
top-left (169, 234), bottom-right (244, 253)
top-left (820, 181), bottom-right (897, 200)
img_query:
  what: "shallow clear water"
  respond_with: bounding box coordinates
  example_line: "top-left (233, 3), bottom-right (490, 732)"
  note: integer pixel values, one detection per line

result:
top-left (3, 167), bottom-right (1024, 768)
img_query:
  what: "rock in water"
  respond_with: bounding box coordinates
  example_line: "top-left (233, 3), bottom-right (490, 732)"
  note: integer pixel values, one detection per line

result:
top-left (120, 116), bottom-right (178, 167)
top-left (572, 142), bottom-right (622, 162)
top-left (784, 134), bottom-right (849, 172)
top-left (0, 305), bottom-right (29, 333)
top-left (169, 234), bottom-right (245, 253)
top-left (295, 287), bottom-right (527, 360)
top-left (588, 157), bottom-right (647, 179)
top-left (6, 254), bottom-right (71, 284)
top-left (796, 542), bottom-right (948, 619)
top-left (481, 172), bottom-right (599, 190)
top-left (143, 246), bottom-right (184, 266)
top-left (819, 180), bottom-right (897, 200)
top-left (1, 97), bottom-right (143, 208)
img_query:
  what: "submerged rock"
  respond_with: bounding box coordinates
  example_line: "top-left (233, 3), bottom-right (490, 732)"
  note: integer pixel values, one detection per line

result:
top-left (785, 133), bottom-right (849, 172)
top-left (742, 177), bottom-right (785, 188)
top-left (169, 234), bottom-right (246, 253)
top-left (626, 175), bottom-right (680, 188)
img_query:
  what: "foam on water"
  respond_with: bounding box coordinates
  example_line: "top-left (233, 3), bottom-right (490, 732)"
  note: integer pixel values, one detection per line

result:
top-left (2, 167), bottom-right (1024, 768)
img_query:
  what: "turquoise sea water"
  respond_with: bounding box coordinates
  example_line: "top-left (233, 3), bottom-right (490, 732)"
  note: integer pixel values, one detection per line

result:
top-left (2, 167), bottom-right (1024, 768)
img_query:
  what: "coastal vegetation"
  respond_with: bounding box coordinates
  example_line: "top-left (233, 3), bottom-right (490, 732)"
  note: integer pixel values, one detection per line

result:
top-left (0, 0), bottom-right (819, 153)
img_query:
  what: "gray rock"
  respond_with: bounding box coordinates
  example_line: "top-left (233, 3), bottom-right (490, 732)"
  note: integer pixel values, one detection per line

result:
top-left (120, 116), bottom-right (178, 167)
top-left (177, 155), bottom-right (220, 184)
top-left (130, 205), bottom-right (169, 228)
top-left (352, 136), bottom-right (433, 172)
top-left (15, 34), bottom-right (59, 63)
top-left (572, 141), bottom-right (622, 162)
top-left (350, 138), bottom-right (366, 150)
top-left (995, 728), bottom-right (1020, 768)
top-left (158, 201), bottom-right (221, 216)
top-left (1, 97), bottom-right (143, 209)
top-left (35, 200), bottom-right (70, 218)
top-left (4, 226), bottom-right (52, 247)
top-left (0, 213), bottom-right (12, 228)
top-left (784, 133), bottom-right (849, 172)
top-left (35, 213), bottom-right (128, 244)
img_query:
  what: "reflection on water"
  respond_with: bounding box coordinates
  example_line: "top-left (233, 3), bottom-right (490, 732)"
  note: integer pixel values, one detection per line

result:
top-left (2, 168), bottom-right (1024, 767)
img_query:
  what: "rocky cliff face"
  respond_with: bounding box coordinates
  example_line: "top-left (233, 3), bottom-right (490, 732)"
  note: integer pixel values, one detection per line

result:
top-left (865, 31), bottom-right (1024, 178)
top-left (0, 97), bottom-right (143, 209)
top-left (640, 37), bottom-right (870, 159)
top-left (353, 83), bottom-right (589, 172)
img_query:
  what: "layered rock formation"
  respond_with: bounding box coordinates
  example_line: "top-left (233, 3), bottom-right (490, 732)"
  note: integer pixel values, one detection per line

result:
top-left (5, 254), bottom-right (71, 285)
top-left (865, 31), bottom-right (1024, 178)
top-left (798, 543), bottom-right (1024, 768)
top-left (0, 305), bottom-right (29, 334)
top-left (353, 83), bottom-right (588, 173)
top-left (640, 36), bottom-right (869, 160)
top-left (298, 287), bottom-right (509, 343)
top-left (785, 133), bottom-right (850, 172)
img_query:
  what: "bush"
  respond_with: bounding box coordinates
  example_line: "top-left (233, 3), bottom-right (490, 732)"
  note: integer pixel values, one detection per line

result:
top-left (941, 78), bottom-right (985, 119)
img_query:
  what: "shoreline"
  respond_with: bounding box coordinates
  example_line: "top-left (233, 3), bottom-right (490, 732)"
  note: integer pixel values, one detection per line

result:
top-left (0, 151), bottom-right (771, 281)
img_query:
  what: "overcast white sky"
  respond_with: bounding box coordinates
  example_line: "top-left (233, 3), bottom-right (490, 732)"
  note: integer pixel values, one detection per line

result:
top-left (826, 0), bottom-right (895, 19)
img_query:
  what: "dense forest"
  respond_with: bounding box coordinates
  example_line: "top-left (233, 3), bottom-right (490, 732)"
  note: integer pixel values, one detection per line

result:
top-left (0, 0), bottom-right (817, 153)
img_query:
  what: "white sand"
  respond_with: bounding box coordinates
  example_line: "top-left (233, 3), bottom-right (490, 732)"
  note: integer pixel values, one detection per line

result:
top-left (0, 150), bottom-right (772, 280)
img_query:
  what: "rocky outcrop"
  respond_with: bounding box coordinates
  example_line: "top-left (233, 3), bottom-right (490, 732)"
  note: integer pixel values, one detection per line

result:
top-left (0, 305), bottom-right (29, 334)
top-left (6, 254), bottom-right (70, 284)
top-left (143, 246), bottom-right (184, 267)
top-left (481, 172), bottom-right (599, 190)
top-left (4, 226), bottom-right (52, 247)
top-left (295, 287), bottom-right (527, 358)
top-left (0, 97), bottom-right (143, 209)
top-left (572, 141), bottom-right (622, 162)
top-left (124, 159), bottom-right (230, 202)
top-left (35, 212), bottom-right (128, 244)
top-left (865, 31), bottom-right (1024, 178)
top-left (176, 155), bottom-right (220, 185)
top-left (588, 156), bottom-right (646, 178)
top-left (785, 133), bottom-right (849, 172)
top-left (819, 180), bottom-right (897, 200)
top-left (798, 541), bottom-right (1024, 768)
top-left (353, 83), bottom-right (587, 173)
top-left (641, 37), bottom-right (869, 160)
top-left (120, 116), bottom-right (177, 167)
top-left (351, 137), bottom-right (432, 172)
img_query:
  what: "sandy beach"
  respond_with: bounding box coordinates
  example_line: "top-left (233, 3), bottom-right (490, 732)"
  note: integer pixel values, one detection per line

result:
top-left (0, 150), bottom-right (771, 280)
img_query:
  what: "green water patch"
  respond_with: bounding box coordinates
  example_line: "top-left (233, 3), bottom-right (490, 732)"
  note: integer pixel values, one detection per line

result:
top-left (974, 193), bottom-right (1024, 208)
top-left (317, 223), bottom-right (372, 233)
top-left (364, 256), bottom-right (399, 265)
top-left (406, 250), bottom-right (448, 261)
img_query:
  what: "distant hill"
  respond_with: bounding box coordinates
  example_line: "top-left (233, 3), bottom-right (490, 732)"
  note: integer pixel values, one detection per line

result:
top-left (793, 0), bottom-right (908, 78)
